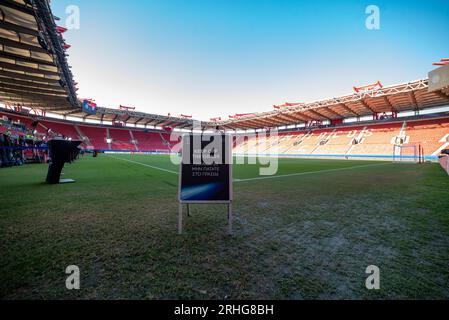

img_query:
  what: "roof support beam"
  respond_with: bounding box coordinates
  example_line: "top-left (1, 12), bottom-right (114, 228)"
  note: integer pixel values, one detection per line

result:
top-left (0, 77), bottom-right (65, 92)
top-left (383, 96), bottom-right (398, 113)
top-left (0, 92), bottom-right (66, 103)
top-left (0, 21), bottom-right (39, 37)
top-left (234, 120), bottom-right (260, 129)
top-left (276, 113), bottom-right (305, 124)
top-left (324, 107), bottom-right (344, 118)
top-left (0, 86), bottom-right (68, 99)
top-left (0, 51), bottom-right (55, 67)
top-left (338, 103), bottom-right (360, 116)
top-left (286, 112), bottom-right (316, 122)
top-left (408, 91), bottom-right (419, 110)
top-left (64, 109), bottom-right (84, 116)
top-left (255, 116), bottom-right (286, 127)
top-left (0, 37), bottom-right (47, 53)
top-left (359, 99), bottom-right (376, 114)
top-left (0, 82), bottom-right (67, 96)
top-left (301, 111), bottom-right (322, 121)
top-left (0, 61), bottom-right (59, 76)
top-left (0, 0), bottom-right (35, 15)
top-left (153, 120), bottom-right (168, 127)
top-left (41, 106), bottom-right (75, 111)
top-left (433, 90), bottom-right (449, 102)
top-left (134, 117), bottom-right (144, 125)
top-left (271, 116), bottom-right (293, 126)
top-left (308, 109), bottom-right (331, 120)
top-left (176, 123), bottom-right (193, 129)
top-left (0, 70), bottom-right (60, 85)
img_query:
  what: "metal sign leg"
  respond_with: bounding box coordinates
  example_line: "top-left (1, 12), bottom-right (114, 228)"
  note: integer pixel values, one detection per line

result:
top-left (178, 203), bottom-right (183, 235)
top-left (178, 202), bottom-right (233, 235)
top-left (228, 202), bottom-right (233, 235)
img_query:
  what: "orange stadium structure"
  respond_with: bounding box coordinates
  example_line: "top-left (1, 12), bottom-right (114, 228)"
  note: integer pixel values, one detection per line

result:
top-left (2, 108), bottom-right (448, 162)
top-left (2, 71), bottom-right (449, 161)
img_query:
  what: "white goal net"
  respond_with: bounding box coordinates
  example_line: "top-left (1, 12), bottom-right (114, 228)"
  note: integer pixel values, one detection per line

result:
top-left (393, 144), bottom-right (419, 163)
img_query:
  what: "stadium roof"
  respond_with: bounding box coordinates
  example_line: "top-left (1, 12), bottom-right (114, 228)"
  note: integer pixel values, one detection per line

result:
top-left (0, 1), bottom-right (448, 131)
top-left (0, 0), bottom-right (196, 129)
top-left (0, 0), bottom-right (78, 112)
top-left (212, 79), bottom-right (449, 130)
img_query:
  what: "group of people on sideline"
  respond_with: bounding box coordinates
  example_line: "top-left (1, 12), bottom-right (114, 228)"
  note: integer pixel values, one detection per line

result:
top-left (0, 118), bottom-right (48, 168)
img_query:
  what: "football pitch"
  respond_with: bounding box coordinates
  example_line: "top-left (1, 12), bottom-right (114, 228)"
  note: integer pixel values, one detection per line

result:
top-left (1, 154), bottom-right (449, 299)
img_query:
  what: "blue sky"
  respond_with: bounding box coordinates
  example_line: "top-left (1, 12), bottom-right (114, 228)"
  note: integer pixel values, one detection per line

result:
top-left (52, 0), bottom-right (449, 120)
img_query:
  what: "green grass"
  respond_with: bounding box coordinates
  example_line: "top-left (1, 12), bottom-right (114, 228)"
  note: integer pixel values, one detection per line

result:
top-left (1, 154), bottom-right (449, 299)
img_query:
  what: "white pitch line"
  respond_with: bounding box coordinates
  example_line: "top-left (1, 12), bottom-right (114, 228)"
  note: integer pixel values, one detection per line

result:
top-left (108, 155), bottom-right (179, 175)
top-left (108, 155), bottom-right (391, 182)
top-left (233, 163), bottom-right (391, 182)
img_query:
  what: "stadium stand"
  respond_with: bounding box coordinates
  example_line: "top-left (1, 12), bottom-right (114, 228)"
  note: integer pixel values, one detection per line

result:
top-left (311, 127), bottom-right (357, 155)
top-left (1, 0), bottom-right (448, 164)
top-left (406, 118), bottom-right (449, 156)
top-left (348, 122), bottom-right (404, 158)
top-left (132, 131), bottom-right (170, 151)
top-left (76, 125), bottom-right (109, 150)
top-left (1, 108), bottom-right (449, 160)
top-left (233, 115), bottom-right (449, 160)
top-left (1, 109), bottom-right (449, 160)
top-left (39, 120), bottom-right (81, 140)
top-left (108, 128), bottom-right (134, 151)
top-left (0, 111), bottom-right (173, 152)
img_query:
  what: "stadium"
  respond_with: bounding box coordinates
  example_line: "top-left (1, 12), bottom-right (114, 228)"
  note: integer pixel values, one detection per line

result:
top-left (1, 0), bottom-right (449, 302)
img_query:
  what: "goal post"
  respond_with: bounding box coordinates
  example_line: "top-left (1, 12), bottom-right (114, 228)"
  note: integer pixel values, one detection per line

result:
top-left (393, 144), bottom-right (421, 163)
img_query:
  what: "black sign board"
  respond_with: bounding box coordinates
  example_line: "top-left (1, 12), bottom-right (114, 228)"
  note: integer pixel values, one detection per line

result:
top-left (179, 134), bottom-right (232, 203)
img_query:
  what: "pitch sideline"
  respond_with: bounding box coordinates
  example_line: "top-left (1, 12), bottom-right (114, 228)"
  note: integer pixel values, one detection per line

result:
top-left (107, 155), bottom-right (179, 175)
top-left (108, 155), bottom-right (393, 182)
top-left (234, 163), bottom-right (392, 182)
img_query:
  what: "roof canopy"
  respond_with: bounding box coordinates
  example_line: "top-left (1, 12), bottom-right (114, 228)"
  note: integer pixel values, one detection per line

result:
top-left (213, 79), bottom-right (449, 130)
top-left (0, 0), bottom-right (79, 112)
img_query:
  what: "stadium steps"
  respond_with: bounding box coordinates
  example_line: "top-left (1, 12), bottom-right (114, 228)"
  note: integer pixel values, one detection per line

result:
top-left (406, 118), bottom-right (449, 155)
top-left (40, 120), bottom-right (80, 140)
top-left (282, 133), bottom-right (307, 153)
top-left (129, 130), bottom-right (139, 151)
top-left (159, 133), bottom-right (169, 147)
top-left (311, 129), bottom-right (338, 154)
top-left (310, 143), bottom-right (323, 155)
top-left (106, 128), bottom-right (112, 150)
top-left (348, 123), bottom-right (402, 156)
top-left (78, 125), bottom-right (109, 150)
top-left (346, 127), bottom-right (368, 155)
top-left (434, 141), bottom-right (449, 156)
top-left (74, 125), bottom-right (92, 147)
top-left (284, 131), bottom-right (313, 154)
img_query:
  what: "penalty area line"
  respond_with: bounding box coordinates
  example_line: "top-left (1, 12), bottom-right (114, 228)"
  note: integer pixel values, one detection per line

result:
top-left (107, 155), bottom-right (179, 175)
top-left (233, 163), bottom-right (391, 183)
